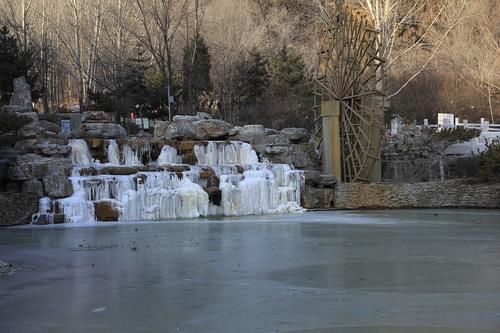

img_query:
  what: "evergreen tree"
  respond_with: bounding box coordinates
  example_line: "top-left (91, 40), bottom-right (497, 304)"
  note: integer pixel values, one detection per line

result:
top-left (265, 46), bottom-right (314, 129)
top-left (90, 49), bottom-right (151, 121)
top-left (0, 26), bottom-right (36, 105)
top-left (236, 48), bottom-right (269, 106)
top-left (268, 46), bottom-right (305, 93)
top-left (182, 35), bottom-right (212, 110)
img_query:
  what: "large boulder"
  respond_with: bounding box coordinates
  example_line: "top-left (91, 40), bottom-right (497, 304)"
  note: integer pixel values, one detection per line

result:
top-left (94, 201), bottom-right (119, 221)
top-left (164, 121), bottom-right (197, 140)
top-left (42, 171), bottom-right (73, 198)
top-left (82, 111), bottom-right (114, 123)
top-left (238, 125), bottom-right (266, 145)
top-left (9, 77), bottom-right (32, 109)
top-left (81, 123), bottom-right (127, 139)
top-left (281, 128), bottom-right (310, 144)
top-left (260, 142), bottom-right (320, 170)
top-left (194, 119), bottom-right (232, 140)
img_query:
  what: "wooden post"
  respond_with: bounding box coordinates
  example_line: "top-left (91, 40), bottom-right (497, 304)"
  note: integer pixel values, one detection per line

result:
top-left (321, 101), bottom-right (342, 181)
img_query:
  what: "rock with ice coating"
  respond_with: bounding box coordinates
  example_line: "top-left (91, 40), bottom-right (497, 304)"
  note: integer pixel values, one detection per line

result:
top-left (33, 138), bottom-right (305, 223)
top-left (106, 140), bottom-right (120, 165)
top-left (194, 141), bottom-right (259, 165)
top-left (69, 139), bottom-right (94, 166)
top-left (157, 145), bottom-right (182, 165)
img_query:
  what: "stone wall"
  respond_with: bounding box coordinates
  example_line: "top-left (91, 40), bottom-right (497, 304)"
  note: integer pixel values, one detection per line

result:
top-left (335, 180), bottom-right (500, 209)
top-left (0, 192), bottom-right (39, 226)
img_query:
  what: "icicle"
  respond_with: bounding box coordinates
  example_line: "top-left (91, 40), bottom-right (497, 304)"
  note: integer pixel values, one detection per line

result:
top-left (194, 141), bottom-right (259, 165)
top-left (122, 144), bottom-right (143, 166)
top-left (106, 140), bottom-right (120, 165)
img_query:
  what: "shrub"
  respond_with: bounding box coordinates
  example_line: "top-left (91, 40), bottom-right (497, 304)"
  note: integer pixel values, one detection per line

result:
top-left (433, 127), bottom-right (481, 143)
top-left (474, 142), bottom-right (500, 183)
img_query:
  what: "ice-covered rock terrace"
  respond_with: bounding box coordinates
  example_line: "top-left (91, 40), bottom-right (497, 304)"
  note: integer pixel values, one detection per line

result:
top-left (33, 139), bottom-right (304, 223)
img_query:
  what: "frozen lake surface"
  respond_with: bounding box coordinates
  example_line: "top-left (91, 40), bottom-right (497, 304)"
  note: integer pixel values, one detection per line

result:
top-left (1, 210), bottom-right (500, 333)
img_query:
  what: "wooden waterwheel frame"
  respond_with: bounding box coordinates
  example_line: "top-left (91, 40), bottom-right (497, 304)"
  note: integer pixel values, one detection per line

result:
top-left (313, 5), bottom-right (386, 183)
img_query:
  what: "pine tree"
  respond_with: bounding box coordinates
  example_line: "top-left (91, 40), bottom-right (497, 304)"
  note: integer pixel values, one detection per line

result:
top-left (236, 48), bottom-right (269, 106)
top-left (268, 46), bottom-right (305, 93)
top-left (0, 26), bottom-right (36, 105)
top-left (182, 35), bottom-right (212, 111)
top-left (89, 48), bottom-right (151, 121)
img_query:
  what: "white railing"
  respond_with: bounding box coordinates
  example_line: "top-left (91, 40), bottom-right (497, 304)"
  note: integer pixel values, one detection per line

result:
top-left (420, 117), bottom-right (500, 133)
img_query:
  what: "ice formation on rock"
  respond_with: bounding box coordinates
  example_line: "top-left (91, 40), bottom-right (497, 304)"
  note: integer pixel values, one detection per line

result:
top-left (194, 141), bottom-right (258, 165)
top-left (35, 140), bottom-right (304, 223)
top-left (121, 144), bottom-right (143, 166)
top-left (69, 139), bottom-right (94, 166)
top-left (157, 145), bottom-right (182, 165)
top-left (106, 140), bottom-right (120, 165)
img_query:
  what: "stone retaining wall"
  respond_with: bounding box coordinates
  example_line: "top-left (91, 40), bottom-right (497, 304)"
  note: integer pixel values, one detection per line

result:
top-left (0, 192), bottom-right (39, 226)
top-left (335, 180), bottom-right (500, 209)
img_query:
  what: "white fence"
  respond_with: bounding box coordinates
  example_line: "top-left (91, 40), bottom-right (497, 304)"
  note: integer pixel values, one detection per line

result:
top-left (420, 117), bottom-right (500, 134)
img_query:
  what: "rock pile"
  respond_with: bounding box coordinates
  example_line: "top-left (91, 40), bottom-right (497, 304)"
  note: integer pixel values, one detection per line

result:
top-left (154, 114), bottom-right (320, 171)
top-left (79, 111), bottom-right (127, 139)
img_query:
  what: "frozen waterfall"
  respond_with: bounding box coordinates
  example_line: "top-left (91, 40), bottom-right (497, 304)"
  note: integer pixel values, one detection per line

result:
top-left (69, 139), bottom-right (94, 166)
top-left (35, 139), bottom-right (304, 223)
top-left (194, 141), bottom-right (258, 165)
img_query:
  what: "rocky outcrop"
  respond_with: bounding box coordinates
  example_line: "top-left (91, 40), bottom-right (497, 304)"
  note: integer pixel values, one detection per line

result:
top-left (81, 123), bottom-right (127, 139)
top-left (158, 113), bottom-right (232, 141)
top-left (14, 139), bottom-right (71, 157)
top-left (7, 154), bottom-right (72, 181)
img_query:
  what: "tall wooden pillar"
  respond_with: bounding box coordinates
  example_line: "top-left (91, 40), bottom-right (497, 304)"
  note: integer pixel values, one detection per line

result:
top-left (321, 100), bottom-right (342, 181)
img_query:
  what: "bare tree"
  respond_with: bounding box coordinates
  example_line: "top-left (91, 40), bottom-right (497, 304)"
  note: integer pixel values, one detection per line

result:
top-left (134, 0), bottom-right (189, 97)
top-left (357, 0), bottom-right (467, 98)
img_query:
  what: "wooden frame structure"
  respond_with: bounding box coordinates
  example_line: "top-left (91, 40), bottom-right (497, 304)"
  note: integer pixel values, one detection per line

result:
top-left (313, 5), bottom-right (386, 182)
